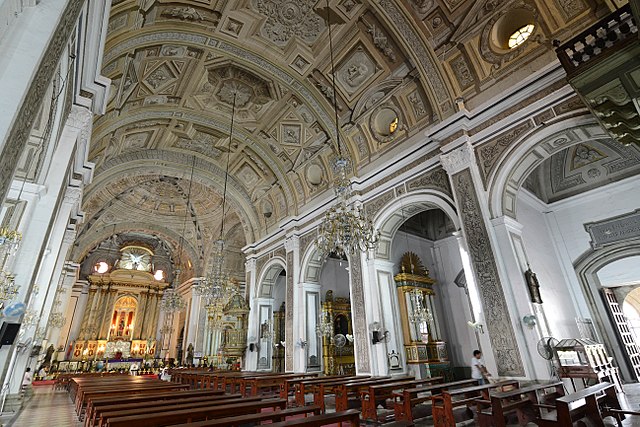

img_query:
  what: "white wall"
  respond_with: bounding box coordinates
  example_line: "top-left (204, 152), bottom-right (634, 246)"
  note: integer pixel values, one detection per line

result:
top-left (517, 195), bottom-right (581, 339)
top-left (517, 175), bottom-right (640, 339)
top-left (598, 257), bottom-right (640, 288)
top-left (318, 258), bottom-right (350, 299)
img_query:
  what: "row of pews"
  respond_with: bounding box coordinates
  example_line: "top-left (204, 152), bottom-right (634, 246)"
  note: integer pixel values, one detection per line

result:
top-left (67, 369), bottom-right (630, 426)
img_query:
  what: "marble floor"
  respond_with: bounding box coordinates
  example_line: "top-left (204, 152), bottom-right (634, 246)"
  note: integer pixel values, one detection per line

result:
top-left (3, 384), bottom-right (640, 426)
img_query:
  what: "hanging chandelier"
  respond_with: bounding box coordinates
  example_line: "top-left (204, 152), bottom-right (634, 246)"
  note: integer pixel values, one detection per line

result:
top-left (160, 285), bottom-right (187, 313)
top-left (315, 308), bottom-right (333, 338)
top-left (196, 93), bottom-right (238, 303)
top-left (0, 227), bottom-right (21, 256)
top-left (314, 0), bottom-right (379, 258)
top-left (0, 270), bottom-right (19, 303)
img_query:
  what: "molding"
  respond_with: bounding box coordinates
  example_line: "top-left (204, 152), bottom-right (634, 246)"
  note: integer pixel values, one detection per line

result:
top-left (440, 142), bottom-right (474, 175)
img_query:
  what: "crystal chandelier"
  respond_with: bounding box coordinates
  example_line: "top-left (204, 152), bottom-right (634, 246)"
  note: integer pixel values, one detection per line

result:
top-left (408, 288), bottom-right (433, 325)
top-left (0, 270), bottom-right (19, 303)
top-left (198, 93), bottom-right (237, 303)
top-left (160, 284), bottom-right (186, 313)
top-left (0, 227), bottom-right (22, 256)
top-left (195, 239), bottom-right (231, 303)
top-left (314, 1), bottom-right (379, 258)
top-left (315, 309), bottom-right (333, 338)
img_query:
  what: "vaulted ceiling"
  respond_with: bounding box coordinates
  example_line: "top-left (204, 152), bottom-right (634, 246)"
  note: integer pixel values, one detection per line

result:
top-left (74, 0), bottom-right (603, 277)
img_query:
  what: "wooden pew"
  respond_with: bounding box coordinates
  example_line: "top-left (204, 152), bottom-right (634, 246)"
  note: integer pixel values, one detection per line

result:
top-left (323, 376), bottom-right (414, 413)
top-left (85, 389), bottom-right (225, 427)
top-left (268, 409), bottom-right (362, 427)
top-left (97, 395), bottom-right (267, 427)
top-left (535, 382), bottom-right (623, 426)
top-left (294, 375), bottom-right (363, 407)
top-left (76, 382), bottom-right (187, 415)
top-left (166, 405), bottom-right (323, 426)
top-left (432, 380), bottom-right (519, 427)
top-left (104, 398), bottom-right (287, 427)
top-left (393, 378), bottom-right (479, 423)
top-left (240, 372), bottom-right (318, 397)
top-left (281, 375), bottom-right (345, 400)
top-left (360, 376), bottom-right (444, 422)
top-left (476, 381), bottom-right (564, 427)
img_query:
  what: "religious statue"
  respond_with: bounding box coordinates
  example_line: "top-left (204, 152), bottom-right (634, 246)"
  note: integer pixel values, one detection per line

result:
top-left (524, 264), bottom-right (543, 304)
top-left (186, 343), bottom-right (194, 366)
top-left (43, 344), bottom-right (55, 367)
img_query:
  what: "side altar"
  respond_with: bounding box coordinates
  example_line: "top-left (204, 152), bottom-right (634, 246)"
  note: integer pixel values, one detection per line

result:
top-left (395, 252), bottom-right (451, 380)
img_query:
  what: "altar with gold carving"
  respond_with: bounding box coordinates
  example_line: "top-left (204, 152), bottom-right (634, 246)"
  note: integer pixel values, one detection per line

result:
top-left (395, 252), bottom-right (451, 380)
top-left (70, 245), bottom-right (167, 362)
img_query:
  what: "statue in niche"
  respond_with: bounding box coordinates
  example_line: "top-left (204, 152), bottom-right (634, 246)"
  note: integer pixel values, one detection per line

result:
top-left (186, 343), bottom-right (194, 366)
top-left (43, 344), bottom-right (55, 366)
top-left (524, 264), bottom-right (543, 304)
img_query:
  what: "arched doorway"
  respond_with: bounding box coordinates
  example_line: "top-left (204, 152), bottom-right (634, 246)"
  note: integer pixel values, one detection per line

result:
top-left (299, 249), bottom-right (354, 374)
top-left (370, 192), bottom-right (479, 379)
top-left (255, 259), bottom-right (286, 371)
top-left (487, 116), bottom-right (640, 381)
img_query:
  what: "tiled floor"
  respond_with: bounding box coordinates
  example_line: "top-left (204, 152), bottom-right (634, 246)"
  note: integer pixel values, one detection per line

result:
top-left (5, 384), bottom-right (640, 426)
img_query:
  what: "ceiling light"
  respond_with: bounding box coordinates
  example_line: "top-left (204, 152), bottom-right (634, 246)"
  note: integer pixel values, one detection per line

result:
top-left (94, 261), bottom-right (109, 274)
top-left (315, 0), bottom-right (380, 258)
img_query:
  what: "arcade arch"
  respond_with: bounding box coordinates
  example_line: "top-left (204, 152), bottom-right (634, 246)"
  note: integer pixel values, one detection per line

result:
top-left (254, 259), bottom-right (287, 372)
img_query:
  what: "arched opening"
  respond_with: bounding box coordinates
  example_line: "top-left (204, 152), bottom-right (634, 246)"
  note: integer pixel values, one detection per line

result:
top-left (255, 260), bottom-right (286, 372)
top-left (488, 116), bottom-right (640, 382)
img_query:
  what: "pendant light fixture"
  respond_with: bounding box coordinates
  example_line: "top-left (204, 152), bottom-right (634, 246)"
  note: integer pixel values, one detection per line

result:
top-left (315, 0), bottom-right (380, 258)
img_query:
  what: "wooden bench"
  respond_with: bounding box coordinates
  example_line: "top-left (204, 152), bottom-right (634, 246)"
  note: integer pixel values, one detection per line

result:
top-left (313, 376), bottom-right (394, 412)
top-left (240, 372), bottom-right (318, 397)
top-left (432, 380), bottom-right (519, 427)
top-left (267, 409), bottom-right (361, 427)
top-left (85, 389), bottom-right (225, 427)
top-left (535, 382), bottom-right (623, 426)
top-left (105, 398), bottom-right (287, 427)
top-left (360, 376), bottom-right (443, 421)
top-left (97, 395), bottom-right (267, 427)
top-left (76, 382), bottom-right (188, 415)
top-left (166, 405), bottom-right (323, 426)
top-left (329, 376), bottom-right (414, 414)
top-left (393, 378), bottom-right (479, 423)
top-left (477, 381), bottom-right (564, 427)
top-left (294, 375), bottom-right (363, 407)
top-left (282, 375), bottom-right (346, 400)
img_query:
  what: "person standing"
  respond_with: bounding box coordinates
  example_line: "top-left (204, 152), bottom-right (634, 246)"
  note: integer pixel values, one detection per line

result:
top-left (21, 368), bottom-right (33, 398)
top-left (471, 350), bottom-right (491, 385)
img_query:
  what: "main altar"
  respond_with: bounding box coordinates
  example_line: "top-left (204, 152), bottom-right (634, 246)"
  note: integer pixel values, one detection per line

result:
top-left (70, 244), bottom-right (168, 362)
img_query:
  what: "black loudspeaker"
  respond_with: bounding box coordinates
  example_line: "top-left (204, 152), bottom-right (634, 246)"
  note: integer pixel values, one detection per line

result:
top-left (0, 322), bottom-right (21, 347)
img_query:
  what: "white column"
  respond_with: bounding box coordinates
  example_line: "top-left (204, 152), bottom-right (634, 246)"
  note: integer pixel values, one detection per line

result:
top-left (285, 236), bottom-right (302, 372)
top-left (244, 257), bottom-right (259, 371)
top-left (47, 262), bottom-right (79, 350)
top-left (368, 258), bottom-right (407, 375)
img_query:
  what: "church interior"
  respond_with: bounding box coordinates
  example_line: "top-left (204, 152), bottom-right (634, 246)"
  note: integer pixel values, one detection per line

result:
top-left (1, 0), bottom-right (640, 425)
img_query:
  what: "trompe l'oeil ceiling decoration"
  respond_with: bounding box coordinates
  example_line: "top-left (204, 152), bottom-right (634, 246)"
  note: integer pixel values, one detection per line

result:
top-left (75, 0), bottom-right (602, 280)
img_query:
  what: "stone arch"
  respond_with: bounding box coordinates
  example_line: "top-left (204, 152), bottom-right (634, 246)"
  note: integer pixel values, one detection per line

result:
top-left (487, 115), bottom-right (606, 218)
top-left (85, 150), bottom-right (260, 243)
top-left (372, 191), bottom-right (460, 260)
top-left (574, 238), bottom-right (640, 381)
top-left (256, 257), bottom-right (286, 299)
top-left (71, 222), bottom-right (203, 275)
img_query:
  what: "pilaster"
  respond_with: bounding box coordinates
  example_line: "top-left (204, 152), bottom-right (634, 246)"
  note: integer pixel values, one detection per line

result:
top-left (284, 235), bottom-right (300, 372)
top-left (441, 142), bottom-right (526, 377)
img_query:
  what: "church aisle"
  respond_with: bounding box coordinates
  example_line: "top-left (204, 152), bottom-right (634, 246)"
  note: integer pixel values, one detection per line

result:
top-left (8, 385), bottom-right (81, 427)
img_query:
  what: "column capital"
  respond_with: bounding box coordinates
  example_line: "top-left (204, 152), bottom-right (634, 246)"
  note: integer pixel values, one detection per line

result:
top-left (67, 105), bottom-right (93, 131)
top-left (284, 235), bottom-right (300, 253)
top-left (63, 186), bottom-right (83, 206)
top-left (245, 257), bottom-right (257, 271)
top-left (490, 215), bottom-right (524, 234)
top-left (440, 142), bottom-right (475, 175)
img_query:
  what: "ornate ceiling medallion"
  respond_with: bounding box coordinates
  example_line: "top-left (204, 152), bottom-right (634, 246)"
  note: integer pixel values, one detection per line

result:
top-left (254, 0), bottom-right (326, 46)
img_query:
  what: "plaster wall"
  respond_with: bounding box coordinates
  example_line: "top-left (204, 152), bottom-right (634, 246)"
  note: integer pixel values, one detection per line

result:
top-left (318, 258), bottom-right (350, 299)
top-left (517, 175), bottom-right (640, 338)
